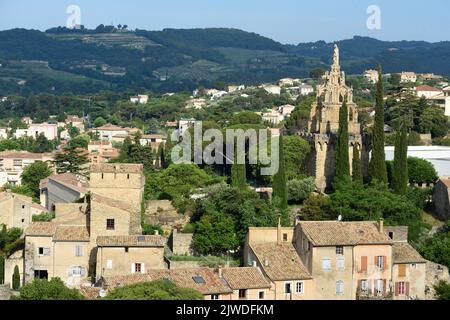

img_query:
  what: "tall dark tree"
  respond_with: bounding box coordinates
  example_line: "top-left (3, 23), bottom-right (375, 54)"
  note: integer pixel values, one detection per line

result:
top-left (392, 122), bottom-right (408, 195)
top-left (352, 144), bottom-right (363, 184)
top-left (54, 146), bottom-right (89, 175)
top-left (334, 98), bottom-right (350, 185)
top-left (273, 134), bottom-right (288, 222)
top-left (12, 265), bottom-right (20, 290)
top-left (369, 65), bottom-right (388, 183)
top-left (231, 143), bottom-right (246, 188)
top-left (0, 255), bottom-right (4, 285)
top-left (0, 225), bottom-right (7, 250)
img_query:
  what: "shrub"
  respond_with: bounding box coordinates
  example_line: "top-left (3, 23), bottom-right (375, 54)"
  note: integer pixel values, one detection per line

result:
top-left (287, 177), bottom-right (315, 203)
top-left (18, 278), bottom-right (85, 300)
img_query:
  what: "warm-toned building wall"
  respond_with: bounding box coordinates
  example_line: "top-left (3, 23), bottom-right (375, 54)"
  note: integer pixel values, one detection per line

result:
top-left (204, 293), bottom-right (232, 301)
top-left (0, 194), bottom-right (33, 229)
top-left (230, 288), bottom-right (275, 301)
top-left (353, 244), bottom-right (392, 298)
top-left (4, 253), bottom-right (24, 289)
top-left (89, 172), bottom-right (144, 209)
top-left (52, 241), bottom-right (90, 287)
top-left (89, 201), bottom-right (131, 244)
top-left (392, 263), bottom-right (426, 300)
top-left (96, 246), bottom-right (166, 279)
top-left (24, 236), bottom-right (53, 283)
top-left (272, 279), bottom-right (315, 300)
top-left (246, 227), bottom-right (294, 245)
top-left (47, 179), bottom-right (83, 211)
top-left (310, 246), bottom-right (354, 300)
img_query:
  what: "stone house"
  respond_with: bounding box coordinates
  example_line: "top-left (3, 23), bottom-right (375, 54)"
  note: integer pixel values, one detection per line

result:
top-left (102, 268), bottom-right (233, 300)
top-left (40, 173), bottom-right (88, 211)
top-left (4, 250), bottom-right (24, 289)
top-left (0, 191), bottom-right (45, 229)
top-left (244, 226), bottom-right (314, 300)
top-left (433, 177), bottom-right (450, 220)
top-left (221, 267), bottom-right (273, 300)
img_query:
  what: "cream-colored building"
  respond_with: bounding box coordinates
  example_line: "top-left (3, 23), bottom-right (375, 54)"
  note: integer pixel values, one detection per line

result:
top-left (221, 267), bottom-right (273, 300)
top-left (400, 72), bottom-right (417, 83)
top-left (0, 151), bottom-right (53, 186)
top-left (364, 69), bottom-right (379, 83)
top-left (0, 191), bottom-right (45, 229)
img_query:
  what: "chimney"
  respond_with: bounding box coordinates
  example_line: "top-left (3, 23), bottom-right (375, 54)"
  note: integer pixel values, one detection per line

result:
top-left (277, 217), bottom-right (282, 245)
top-left (252, 261), bottom-right (257, 268)
top-left (154, 230), bottom-right (159, 236)
top-left (264, 259), bottom-right (269, 267)
top-left (217, 267), bottom-right (223, 278)
top-left (378, 219), bottom-right (384, 234)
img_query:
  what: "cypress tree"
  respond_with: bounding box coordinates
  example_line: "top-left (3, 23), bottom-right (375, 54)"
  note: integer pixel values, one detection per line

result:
top-left (369, 65), bottom-right (388, 183)
top-left (231, 143), bottom-right (246, 188)
top-left (273, 134), bottom-right (288, 212)
top-left (334, 98), bottom-right (350, 185)
top-left (352, 144), bottom-right (363, 184)
top-left (12, 265), bottom-right (20, 290)
top-left (392, 122), bottom-right (409, 195)
top-left (0, 255), bottom-right (4, 285)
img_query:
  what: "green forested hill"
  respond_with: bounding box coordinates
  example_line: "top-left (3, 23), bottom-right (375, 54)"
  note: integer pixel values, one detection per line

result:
top-left (0, 27), bottom-right (449, 96)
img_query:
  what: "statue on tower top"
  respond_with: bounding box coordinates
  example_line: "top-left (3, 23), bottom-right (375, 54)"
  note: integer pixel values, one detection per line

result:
top-left (332, 44), bottom-right (340, 67)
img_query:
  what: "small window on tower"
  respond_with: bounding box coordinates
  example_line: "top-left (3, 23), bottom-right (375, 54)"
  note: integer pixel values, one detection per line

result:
top-left (106, 219), bottom-right (115, 230)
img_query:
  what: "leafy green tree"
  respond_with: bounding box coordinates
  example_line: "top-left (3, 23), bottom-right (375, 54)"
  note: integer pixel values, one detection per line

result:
top-left (334, 98), bottom-right (350, 185)
top-left (54, 145), bottom-right (89, 175)
top-left (105, 280), bottom-right (203, 300)
top-left (407, 157), bottom-right (438, 185)
top-left (93, 117), bottom-right (107, 128)
top-left (420, 222), bottom-right (450, 269)
top-left (272, 134), bottom-right (288, 221)
top-left (193, 211), bottom-right (239, 255)
top-left (369, 66), bottom-right (388, 184)
top-left (21, 161), bottom-right (53, 197)
top-left (33, 133), bottom-right (53, 153)
top-left (0, 139), bottom-right (21, 152)
top-left (352, 144), bottom-right (363, 184)
top-left (68, 135), bottom-right (90, 149)
top-left (301, 195), bottom-right (333, 221)
top-left (392, 123), bottom-right (408, 195)
top-left (18, 278), bottom-right (85, 300)
top-left (12, 265), bottom-right (20, 290)
top-left (420, 107), bottom-right (449, 138)
top-left (287, 177), bottom-right (315, 203)
top-left (283, 135), bottom-right (310, 180)
top-left (231, 143), bottom-right (246, 188)
top-left (434, 281), bottom-right (450, 300)
top-left (231, 111), bottom-right (262, 125)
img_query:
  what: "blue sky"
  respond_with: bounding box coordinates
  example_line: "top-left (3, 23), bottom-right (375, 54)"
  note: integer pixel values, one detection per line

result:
top-left (0, 0), bottom-right (449, 43)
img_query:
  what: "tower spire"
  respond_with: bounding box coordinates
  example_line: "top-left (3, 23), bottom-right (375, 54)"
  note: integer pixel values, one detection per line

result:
top-left (333, 44), bottom-right (340, 67)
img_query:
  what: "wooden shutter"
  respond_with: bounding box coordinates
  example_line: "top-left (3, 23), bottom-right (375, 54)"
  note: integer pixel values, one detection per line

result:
top-left (383, 256), bottom-right (387, 271)
top-left (398, 264), bottom-right (406, 277)
top-left (395, 282), bottom-right (399, 296)
top-left (361, 256), bottom-right (367, 272)
top-left (406, 282), bottom-right (410, 296)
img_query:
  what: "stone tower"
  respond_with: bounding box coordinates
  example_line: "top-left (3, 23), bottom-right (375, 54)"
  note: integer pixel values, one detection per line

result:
top-left (303, 45), bottom-right (364, 192)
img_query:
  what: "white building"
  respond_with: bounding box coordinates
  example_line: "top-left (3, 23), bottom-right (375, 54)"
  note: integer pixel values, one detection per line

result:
top-left (299, 84), bottom-right (314, 96)
top-left (364, 69), bottom-right (379, 83)
top-left (0, 128), bottom-right (7, 139)
top-left (385, 146), bottom-right (450, 177)
top-left (15, 123), bottom-right (58, 141)
top-left (130, 95), bottom-right (149, 104)
top-left (186, 98), bottom-right (207, 109)
top-left (415, 85), bottom-right (442, 99)
top-left (261, 84), bottom-right (281, 95)
top-left (178, 118), bottom-right (197, 135)
top-left (400, 72), bottom-right (417, 83)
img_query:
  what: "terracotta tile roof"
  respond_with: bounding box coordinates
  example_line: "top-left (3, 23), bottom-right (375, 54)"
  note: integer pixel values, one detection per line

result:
top-left (49, 173), bottom-right (89, 193)
top-left (416, 85), bottom-right (441, 92)
top-left (90, 163), bottom-right (143, 174)
top-left (90, 193), bottom-right (135, 214)
top-left (221, 267), bottom-right (271, 290)
top-left (89, 141), bottom-right (111, 146)
top-left (0, 151), bottom-right (53, 159)
top-left (393, 242), bottom-right (427, 264)
top-left (298, 221), bottom-right (393, 246)
top-left (53, 225), bottom-right (90, 242)
top-left (250, 243), bottom-right (311, 281)
top-left (439, 177), bottom-right (450, 188)
top-left (25, 222), bottom-right (57, 237)
top-left (104, 268), bottom-right (233, 295)
top-left (95, 124), bottom-right (129, 132)
top-left (96, 235), bottom-right (165, 247)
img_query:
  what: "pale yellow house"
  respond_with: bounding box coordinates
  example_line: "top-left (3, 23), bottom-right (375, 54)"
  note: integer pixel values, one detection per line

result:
top-left (0, 191), bottom-right (45, 229)
top-left (221, 267), bottom-right (273, 300)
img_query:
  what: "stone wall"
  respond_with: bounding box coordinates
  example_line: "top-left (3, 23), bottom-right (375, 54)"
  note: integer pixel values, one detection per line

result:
top-left (171, 229), bottom-right (194, 256)
top-left (144, 200), bottom-right (189, 235)
top-left (384, 226), bottom-right (408, 242)
top-left (0, 284), bottom-right (11, 300)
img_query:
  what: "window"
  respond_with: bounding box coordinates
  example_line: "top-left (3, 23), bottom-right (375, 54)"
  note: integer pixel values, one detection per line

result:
top-left (135, 263), bottom-right (142, 273)
top-left (336, 246), bottom-right (344, 255)
top-left (106, 260), bottom-right (113, 269)
top-left (22, 205), bottom-right (26, 209)
top-left (283, 233), bottom-right (288, 242)
top-left (106, 219), bottom-right (115, 230)
top-left (388, 232), bottom-right (394, 239)
top-left (411, 264), bottom-right (417, 269)
top-left (337, 258), bottom-right (345, 271)
top-left (38, 247), bottom-right (50, 256)
top-left (376, 279), bottom-right (384, 295)
top-left (322, 259), bottom-right (331, 271)
top-left (211, 294), bottom-right (220, 300)
top-left (258, 291), bottom-right (265, 300)
top-left (75, 245), bottom-right (83, 257)
top-left (360, 280), bottom-right (369, 293)
top-left (239, 289), bottom-right (247, 299)
top-left (125, 247), bottom-right (129, 253)
top-left (376, 256), bottom-right (385, 270)
top-left (71, 266), bottom-right (84, 276)
top-left (295, 282), bottom-right (304, 295)
top-left (398, 282), bottom-right (406, 295)
top-left (336, 281), bottom-right (344, 295)
top-left (285, 282), bottom-right (292, 294)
